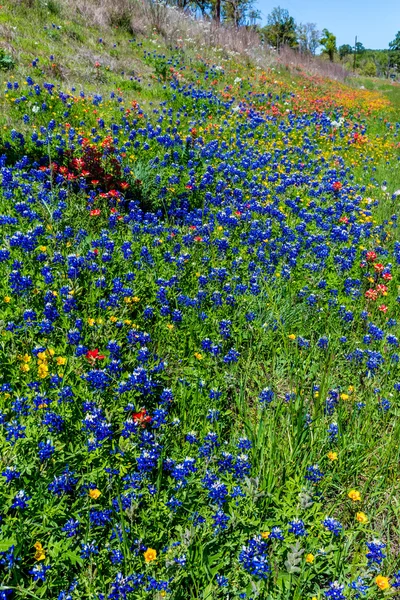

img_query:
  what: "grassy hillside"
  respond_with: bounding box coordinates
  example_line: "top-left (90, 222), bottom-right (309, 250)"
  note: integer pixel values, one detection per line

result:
top-left (1, 2), bottom-right (400, 600)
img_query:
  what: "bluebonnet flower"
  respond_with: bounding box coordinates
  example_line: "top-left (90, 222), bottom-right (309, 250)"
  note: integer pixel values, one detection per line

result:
top-left (269, 527), bottom-right (284, 540)
top-left (259, 388), bottom-right (274, 404)
top-left (62, 519), bottom-right (80, 537)
top-left (392, 570), bottom-right (400, 588)
top-left (366, 540), bottom-right (386, 566)
top-left (11, 489), bottom-right (30, 509)
top-left (305, 464), bottom-right (324, 484)
top-left (288, 519), bottom-right (307, 537)
top-left (324, 582), bottom-right (345, 599)
top-left (322, 517), bottom-right (343, 536)
top-left (29, 564), bottom-right (51, 582)
top-left (328, 422), bottom-right (339, 441)
top-left (212, 510), bottom-right (230, 532)
top-left (0, 545), bottom-right (20, 570)
top-left (81, 542), bottom-right (99, 559)
top-left (348, 577), bottom-right (369, 597)
top-left (48, 468), bottom-right (77, 496)
top-left (216, 574), bottom-right (228, 587)
top-left (2, 466), bottom-right (21, 483)
top-left (38, 439), bottom-right (55, 461)
top-left (239, 536), bottom-right (270, 580)
top-left (223, 348), bottom-right (240, 363)
top-left (110, 549), bottom-right (124, 565)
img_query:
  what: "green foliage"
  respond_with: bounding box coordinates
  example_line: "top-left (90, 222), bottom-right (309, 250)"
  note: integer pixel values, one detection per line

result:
top-left (320, 28), bottom-right (337, 62)
top-left (0, 48), bottom-right (15, 71)
top-left (262, 6), bottom-right (298, 49)
top-left (360, 60), bottom-right (376, 77)
top-left (339, 44), bottom-right (352, 60)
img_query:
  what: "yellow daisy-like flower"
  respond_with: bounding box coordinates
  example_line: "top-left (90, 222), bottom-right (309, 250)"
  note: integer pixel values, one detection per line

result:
top-left (87, 318), bottom-right (96, 326)
top-left (89, 488), bottom-right (101, 499)
top-left (144, 548), bottom-right (157, 563)
top-left (348, 489), bottom-right (361, 502)
top-left (194, 352), bottom-right (203, 360)
top-left (56, 357), bottom-right (66, 366)
top-left (261, 531), bottom-right (270, 539)
top-left (375, 575), bottom-right (390, 590)
top-left (33, 541), bottom-right (46, 561)
top-left (3, 296), bottom-right (11, 303)
top-left (288, 334), bottom-right (296, 340)
top-left (327, 451), bottom-right (338, 461)
top-left (38, 363), bottom-right (49, 379)
top-left (305, 553), bottom-right (315, 564)
top-left (166, 324), bottom-right (174, 331)
top-left (356, 512), bottom-right (368, 524)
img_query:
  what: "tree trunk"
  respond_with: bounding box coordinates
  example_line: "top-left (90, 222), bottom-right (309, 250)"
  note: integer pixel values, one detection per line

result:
top-left (215, 0), bottom-right (221, 23)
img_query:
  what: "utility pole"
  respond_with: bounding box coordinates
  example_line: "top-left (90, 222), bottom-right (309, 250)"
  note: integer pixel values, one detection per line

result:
top-left (353, 35), bottom-right (357, 71)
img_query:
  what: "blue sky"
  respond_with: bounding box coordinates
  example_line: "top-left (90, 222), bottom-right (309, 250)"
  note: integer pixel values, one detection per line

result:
top-left (255, 0), bottom-right (400, 50)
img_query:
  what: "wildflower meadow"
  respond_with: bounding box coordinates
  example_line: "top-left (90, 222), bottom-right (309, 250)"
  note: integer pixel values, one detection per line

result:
top-left (1, 1), bottom-right (400, 599)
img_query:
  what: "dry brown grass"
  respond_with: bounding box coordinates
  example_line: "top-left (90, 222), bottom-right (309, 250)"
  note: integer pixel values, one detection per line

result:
top-left (53, 0), bottom-right (348, 82)
top-left (278, 46), bottom-right (350, 82)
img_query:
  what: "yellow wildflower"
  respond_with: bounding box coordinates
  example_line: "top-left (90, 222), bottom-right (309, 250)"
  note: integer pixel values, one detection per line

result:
top-left (144, 548), bottom-right (157, 563)
top-left (33, 542), bottom-right (45, 561)
top-left (261, 531), bottom-right (270, 539)
top-left (56, 357), bottom-right (66, 366)
top-left (89, 488), bottom-right (101, 499)
top-left (327, 451), bottom-right (338, 461)
top-left (356, 512), bottom-right (368, 524)
top-left (305, 553), bottom-right (315, 564)
top-left (194, 352), bottom-right (203, 360)
top-left (38, 363), bottom-right (49, 379)
top-left (4, 296), bottom-right (11, 303)
top-left (375, 575), bottom-right (390, 590)
top-left (348, 489), bottom-right (361, 502)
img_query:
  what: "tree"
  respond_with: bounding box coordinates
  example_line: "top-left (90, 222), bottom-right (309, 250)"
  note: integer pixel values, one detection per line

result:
top-left (338, 44), bottom-right (353, 60)
top-left (389, 31), bottom-right (400, 68)
top-left (320, 28), bottom-right (336, 62)
top-left (355, 41), bottom-right (365, 54)
top-left (222, 0), bottom-right (255, 26)
top-left (297, 22), bottom-right (321, 55)
top-left (262, 6), bottom-right (297, 50)
top-left (361, 60), bottom-right (376, 77)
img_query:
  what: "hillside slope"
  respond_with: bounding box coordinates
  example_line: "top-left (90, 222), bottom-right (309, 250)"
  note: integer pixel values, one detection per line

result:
top-left (0, 2), bottom-right (400, 600)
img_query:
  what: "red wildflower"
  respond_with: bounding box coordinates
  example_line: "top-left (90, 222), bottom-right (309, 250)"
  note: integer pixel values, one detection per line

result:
top-left (376, 284), bottom-right (388, 295)
top-left (132, 408), bottom-right (152, 427)
top-left (366, 251), bottom-right (377, 262)
top-left (378, 304), bottom-right (388, 313)
top-left (365, 289), bottom-right (378, 301)
top-left (332, 181), bottom-right (342, 192)
top-left (382, 272), bottom-right (392, 281)
top-left (373, 263), bottom-right (385, 273)
top-left (90, 209), bottom-right (101, 216)
top-left (86, 349), bottom-right (105, 364)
